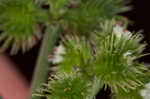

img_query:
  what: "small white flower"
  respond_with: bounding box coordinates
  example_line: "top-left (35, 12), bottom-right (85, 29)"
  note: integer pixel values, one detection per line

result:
top-left (145, 83), bottom-right (150, 89)
top-left (113, 25), bottom-right (132, 39)
top-left (113, 25), bottom-right (123, 38)
top-left (48, 45), bottom-right (65, 64)
top-left (141, 82), bottom-right (150, 99)
top-left (55, 45), bottom-right (65, 55)
top-left (124, 30), bottom-right (132, 38)
top-left (123, 51), bottom-right (132, 57)
top-left (52, 54), bottom-right (64, 64)
top-left (123, 51), bottom-right (133, 65)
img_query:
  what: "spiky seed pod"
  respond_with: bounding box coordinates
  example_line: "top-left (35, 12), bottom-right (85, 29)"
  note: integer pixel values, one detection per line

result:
top-left (0, 0), bottom-right (49, 54)
top-left (33, 72), bottom-right (91, 99)
top-left (46, 0), bottom-right (130, 36)
top-left (57, 36), bottom-right (92, 73)
top-left (92, 20), bottom-right (147, 93)
top-left (61, 0), bottom-right (130, 36)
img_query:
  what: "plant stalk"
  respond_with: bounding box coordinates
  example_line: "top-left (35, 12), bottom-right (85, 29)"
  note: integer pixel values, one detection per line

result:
top-left (29, 24), bottom-right (60, 99)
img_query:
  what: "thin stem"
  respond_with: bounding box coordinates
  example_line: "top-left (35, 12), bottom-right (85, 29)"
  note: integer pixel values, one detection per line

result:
top-left (29, 24), bottom-right (60, 99)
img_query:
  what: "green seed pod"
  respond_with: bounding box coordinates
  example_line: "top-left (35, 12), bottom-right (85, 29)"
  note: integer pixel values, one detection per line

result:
top-left (33, 72), bottom-right (91, 99)
top-left (92, 20), bottom-right (147, 93)
top-left (0, 0), bottom-right (48, 54)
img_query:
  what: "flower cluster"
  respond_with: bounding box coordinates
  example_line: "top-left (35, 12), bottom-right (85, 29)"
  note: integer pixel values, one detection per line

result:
top-left (46, 20), bottom-right (149, 99)
top-left (35, 20), bottom-right (150, 99)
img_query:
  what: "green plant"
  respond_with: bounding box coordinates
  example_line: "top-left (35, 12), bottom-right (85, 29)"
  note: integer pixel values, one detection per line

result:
top-left (0, 0), bottom-right (150, 99)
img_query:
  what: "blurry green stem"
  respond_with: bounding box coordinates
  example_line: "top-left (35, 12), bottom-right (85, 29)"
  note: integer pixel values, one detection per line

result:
top-left (30, 24), bottom-right (60, 99)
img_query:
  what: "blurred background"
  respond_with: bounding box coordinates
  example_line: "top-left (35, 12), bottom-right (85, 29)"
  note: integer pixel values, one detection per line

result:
top-left (0, 0), bottom-right (150, 99)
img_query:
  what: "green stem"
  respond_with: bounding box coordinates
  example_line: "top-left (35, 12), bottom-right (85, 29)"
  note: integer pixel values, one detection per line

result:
top-left (29, 24), bottom-right (60, 99)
